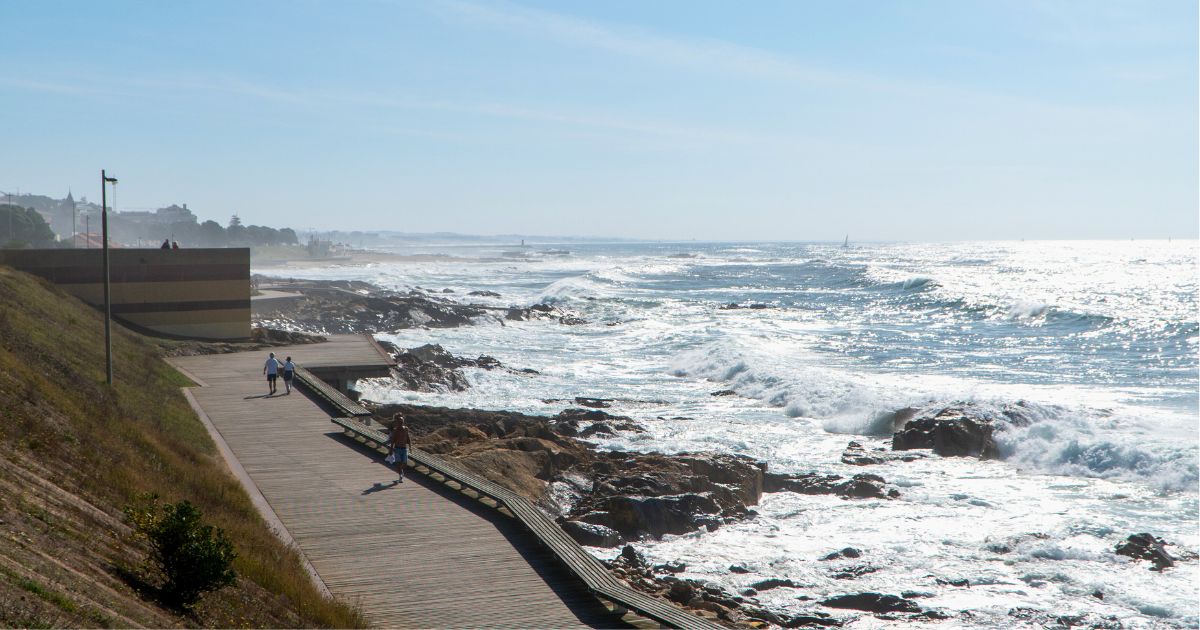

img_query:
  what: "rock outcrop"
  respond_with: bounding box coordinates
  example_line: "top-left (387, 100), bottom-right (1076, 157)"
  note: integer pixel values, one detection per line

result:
top-left (892, 409), bottom-right (998, 458)
top-left (1115, 533), bottom-right (1176, 571)
top-left (820, 593), bottom-right (921, 614)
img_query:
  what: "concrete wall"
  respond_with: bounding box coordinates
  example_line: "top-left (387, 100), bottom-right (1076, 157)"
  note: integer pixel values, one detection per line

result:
top-left (0, 248), bottom-right (250, 340)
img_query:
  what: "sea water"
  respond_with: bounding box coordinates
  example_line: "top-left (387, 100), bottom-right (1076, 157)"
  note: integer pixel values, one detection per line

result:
top-left (262, 240), bottom-right (1198, 627)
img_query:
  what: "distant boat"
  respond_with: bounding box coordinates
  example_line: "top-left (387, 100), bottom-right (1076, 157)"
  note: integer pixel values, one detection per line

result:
top-left (842, 235), bottom-right (849, 248)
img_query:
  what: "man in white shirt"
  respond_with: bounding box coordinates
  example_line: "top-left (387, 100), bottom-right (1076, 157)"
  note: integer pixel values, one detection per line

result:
top-left (263, 352), bottom-right (280, 395)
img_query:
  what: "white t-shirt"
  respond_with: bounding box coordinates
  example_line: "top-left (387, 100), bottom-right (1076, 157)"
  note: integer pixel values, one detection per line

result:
top-left (264, 357), bottom-right (280, 375)
top-left (283, 360), bottom-right (295, 373)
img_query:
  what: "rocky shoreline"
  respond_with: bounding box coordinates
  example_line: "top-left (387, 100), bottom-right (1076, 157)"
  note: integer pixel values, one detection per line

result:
top-left (252, 276), bottom-right (1187, 628)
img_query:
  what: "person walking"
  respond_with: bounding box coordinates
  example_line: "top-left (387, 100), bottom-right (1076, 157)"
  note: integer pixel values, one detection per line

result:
top-left (160, 238), bottom-right (170, 249)
top-left (282, 356), bottom-right (295, 394)
top-left (263, 352), bottom-right (280, 395)
top-left (388, 414), bottom-right (411, 483)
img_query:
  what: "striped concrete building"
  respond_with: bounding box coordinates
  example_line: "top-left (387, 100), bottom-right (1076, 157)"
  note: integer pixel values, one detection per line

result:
top-left (0, 248), bottom-right (250, 340)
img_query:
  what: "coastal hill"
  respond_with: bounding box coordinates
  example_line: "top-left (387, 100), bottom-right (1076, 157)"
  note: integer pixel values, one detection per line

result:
top-left (0, 265), bottom-right (361, 628)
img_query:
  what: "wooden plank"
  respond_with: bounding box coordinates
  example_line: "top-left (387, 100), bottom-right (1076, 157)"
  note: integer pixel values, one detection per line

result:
top-left (331, 417), bottom-right (721, 630)
top-left (171, 338), bottom-right (624, 629)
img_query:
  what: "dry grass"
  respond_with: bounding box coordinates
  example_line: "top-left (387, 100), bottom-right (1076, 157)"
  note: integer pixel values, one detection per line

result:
top-left (0, 266), bottom-right (367, 628)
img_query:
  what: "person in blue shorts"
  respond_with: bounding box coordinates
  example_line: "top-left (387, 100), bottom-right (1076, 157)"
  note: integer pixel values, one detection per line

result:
top-left (388, 414), bottom-right (411, 483)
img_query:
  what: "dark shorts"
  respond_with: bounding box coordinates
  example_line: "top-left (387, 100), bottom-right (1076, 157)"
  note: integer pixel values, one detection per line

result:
top-left (283, 371), bottom-right (293, 382)
top-left (267, 373), bottom-right (278, 382)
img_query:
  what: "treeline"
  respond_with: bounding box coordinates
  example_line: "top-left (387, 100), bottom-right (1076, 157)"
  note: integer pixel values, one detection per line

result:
top-left (135, 217), bottom-right (299, 248)
top-left (0, 204), bottom-right (57, 248)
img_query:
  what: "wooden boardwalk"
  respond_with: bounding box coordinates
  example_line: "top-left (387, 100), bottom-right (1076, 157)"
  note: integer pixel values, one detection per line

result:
top-left (170, 336), bottom-right (627, 629)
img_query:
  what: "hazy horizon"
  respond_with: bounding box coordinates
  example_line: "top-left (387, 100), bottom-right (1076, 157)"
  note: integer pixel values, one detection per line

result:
top-left (1, 0), bottom-right (1196, 241)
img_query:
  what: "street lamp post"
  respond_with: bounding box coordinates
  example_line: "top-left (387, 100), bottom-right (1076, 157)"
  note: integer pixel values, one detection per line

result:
top-left (101, 170), bottom-right (118, 386)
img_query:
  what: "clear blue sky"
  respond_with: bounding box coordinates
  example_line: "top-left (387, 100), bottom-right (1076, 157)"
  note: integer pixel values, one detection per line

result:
top-left (1, 0), bottom-right (1195, 240)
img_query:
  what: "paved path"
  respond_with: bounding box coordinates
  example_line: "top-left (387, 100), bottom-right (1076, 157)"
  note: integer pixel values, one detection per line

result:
top-left (171, 336), bottom-right (624, 628)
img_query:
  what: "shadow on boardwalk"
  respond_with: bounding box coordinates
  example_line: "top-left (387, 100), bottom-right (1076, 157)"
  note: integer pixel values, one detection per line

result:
top-left (327, 431), bottom-right (634, 629)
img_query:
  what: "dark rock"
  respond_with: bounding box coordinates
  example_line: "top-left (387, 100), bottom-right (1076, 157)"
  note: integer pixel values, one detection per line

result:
top-left (602, 493), bottom-right (725, 539)
top-left (901, 591), bottom-right (934, 599)
top-left (620, 545), bottom-right (646, 568)
top-left (832, 565), bottom-right (877, 579)
top-left (468, 290), bottom-right (501, 297)
top-left (729, 564), bottom-right (752, 574)
top-left (441, 288), bottom-right (455, 293)
top-left (710, 389), bottom-right (738, 397)
top-left (740, 588), bottom-right (758, 597)
top-left (561, 520), bottom-right (620, 548)
top-left (840, 441), bottom-right (886, 465)
top-left (914, 610), bottom-right (952, 620)
top-left (783, 612), bottom-right (843, 628)
top-left (665, 580), bottom-right (696, 605)
top-left (742, 607), bottom-right (787, 626)
top-left (578, 422), bottom-right (616, 438)
top-left (389, 344), bottom-right (507, 392)
top-left (654, 561), bottom-right (687, 574)
top-left (559, 316), bottom-right (588, 325)
top-left (1092, 590), bottom-right (1104, 600)
top-left (1115, 533), bottom-right (1176, 571)
top-left (575, 510), bottom-right (612, 526)
top-left (720, 303), bottom-right (741, 310)
top-left (750, 578), bottom-right (797, 591)
top-left (936, 577), bottom-right (970, 587)
top-left (765, 472), bottom-right (899, 500)
top-left (821, 547), bottom-right (862, 561)
top-left (748, 303), bottom-right (768, 309)
top-left (892, 406), bottom-right (999, 459)
top-left (574, 396), bottom-right (613, 408)
top-left (820, 593), bottom-right (921, 614)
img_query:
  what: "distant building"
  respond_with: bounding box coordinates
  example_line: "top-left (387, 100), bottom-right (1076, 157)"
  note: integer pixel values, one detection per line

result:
top-left (117, 203), bottom-right (197, 225)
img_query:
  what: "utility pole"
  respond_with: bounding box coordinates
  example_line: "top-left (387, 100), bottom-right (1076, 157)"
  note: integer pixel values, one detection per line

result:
top-left (71, 189), bottom-right (77, 247)
top-left (101, 170), bottom-right (118, 386)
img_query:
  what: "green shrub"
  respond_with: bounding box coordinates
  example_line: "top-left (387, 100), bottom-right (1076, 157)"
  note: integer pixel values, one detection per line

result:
top-left (124, 494), bottom-right (237, 607)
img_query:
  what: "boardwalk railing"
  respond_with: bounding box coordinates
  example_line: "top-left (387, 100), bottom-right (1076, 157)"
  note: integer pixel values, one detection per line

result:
top-left (331, 416), bottom-right (722, 630)
top-left (294, 366), bottom-right (372, 417)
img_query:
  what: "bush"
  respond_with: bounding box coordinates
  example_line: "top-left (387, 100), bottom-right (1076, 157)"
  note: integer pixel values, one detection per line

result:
top-left (124, 495), bottom-right (238, 607)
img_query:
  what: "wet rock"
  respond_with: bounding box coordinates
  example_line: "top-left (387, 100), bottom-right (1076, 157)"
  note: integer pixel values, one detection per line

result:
top-left (765, 472), bottom-right (899, 499)
top-left (821, 547), bottom-right (862, 561)
top-left (561, 520), bottom-right (620, 548)
top-left (892, 406), bottom-right (999, 459)
top-left (710, 389), bottom-right (738, 397)
top-left (601, 493), bottom-right (725, 539)
top-left (740, 588), bottom-right (758, 597)
top-left (665, 580), bottom-right (696, 605)
top-left (441, 288), bottom-right (455, 293)
top-left (578, 422), bottom-right (616, 438)
top-left (782, 612), bottom-right (843, 627)
top-left (389, 343), bottom-right (506, 392)
top-left (832, 565), bottom-right (877, 580)
top-left (750, 578), bottom-right (798, 591)
top-left (840, 441), bottom-right (887, 465)
top-left (559, 315), bottom-right (588, 325)
top-left (720, 303), bottom-right (741, 310)
top-left (574, 396), bottom-right (613, 408)
top-left (620, 544), bottom-right (646, 568)
top-left (936, 577), bottom-right (970, 587)
top-left (1115, 533), bottom-right (1176, 571)
top-left (820, 593), bottom-right (921, 614)
top-left (748, 303), bottom-right (769, 309)
top-left (729, 564), bottom-right (753, 574)
top-left (468, 290), bottom-right (501, 297)
top-left (653, 561), bottom-right (687, 574)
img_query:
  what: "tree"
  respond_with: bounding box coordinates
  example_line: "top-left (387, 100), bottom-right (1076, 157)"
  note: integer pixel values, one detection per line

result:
top-left (0, 204), bottom-right (56, 248)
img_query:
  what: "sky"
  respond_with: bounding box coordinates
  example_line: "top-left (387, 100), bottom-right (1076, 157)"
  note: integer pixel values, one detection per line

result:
top-left (0, 0), bottom-right (1196, 241)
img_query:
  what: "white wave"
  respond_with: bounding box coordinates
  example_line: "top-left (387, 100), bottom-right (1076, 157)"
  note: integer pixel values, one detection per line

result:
top-left (1006, 299), bottom-right (1051, 319)
top-left (994, 411), bottom-right (1200, 492)
top-left (534, 275), bottom-right (609, 303)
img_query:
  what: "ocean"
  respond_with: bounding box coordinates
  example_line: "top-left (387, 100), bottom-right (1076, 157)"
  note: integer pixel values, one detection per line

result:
top-left (262, 240), bottom-right (1198, 627)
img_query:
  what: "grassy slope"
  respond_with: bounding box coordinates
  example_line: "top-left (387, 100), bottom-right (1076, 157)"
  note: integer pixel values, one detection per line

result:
top-left (0, 266), bottom-right (364, 628)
